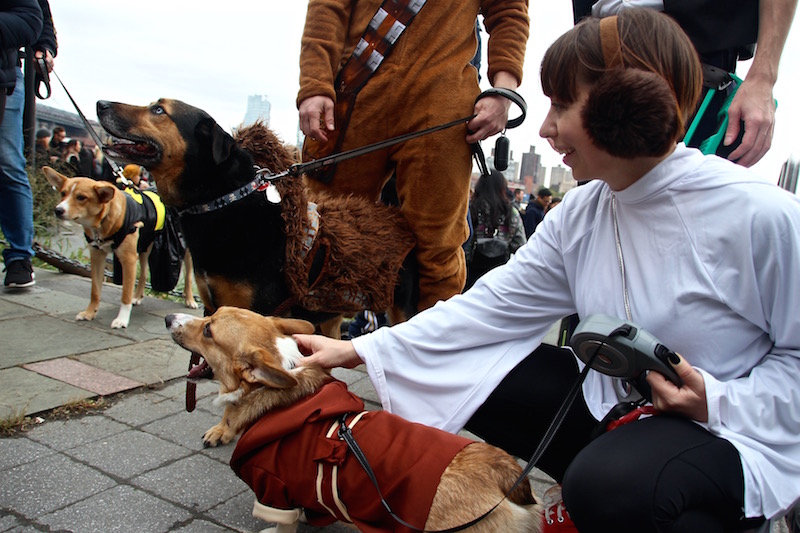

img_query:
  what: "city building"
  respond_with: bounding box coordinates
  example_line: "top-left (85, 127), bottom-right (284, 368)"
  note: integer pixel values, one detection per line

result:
top-left (519, 145), bottom-right (546, 194)
top-left (549, 165), bottom-right (575, 196)
top-left (242, 95), bottom-right (271, 127)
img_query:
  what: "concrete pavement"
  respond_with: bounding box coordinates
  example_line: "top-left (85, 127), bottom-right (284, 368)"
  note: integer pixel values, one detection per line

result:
top-left (0, 263), bottom-right (559, 532)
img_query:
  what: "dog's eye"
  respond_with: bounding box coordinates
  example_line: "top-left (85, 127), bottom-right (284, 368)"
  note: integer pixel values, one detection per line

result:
top-left (203, 323), bottom-right (212, 338)
top-left (76, 194), bottom-right (87, 202)
top-left (152, 105), bottom-right (165, 115)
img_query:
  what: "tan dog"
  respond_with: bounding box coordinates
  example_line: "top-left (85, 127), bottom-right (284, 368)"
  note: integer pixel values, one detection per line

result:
top-left (165, 306), bottom-right (542, 533)
top-left (44, 167), bottom-right (196, 328)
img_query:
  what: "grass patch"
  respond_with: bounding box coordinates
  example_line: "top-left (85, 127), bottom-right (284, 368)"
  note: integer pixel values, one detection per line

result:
top-left (0, 397), bottom-right (107, 437)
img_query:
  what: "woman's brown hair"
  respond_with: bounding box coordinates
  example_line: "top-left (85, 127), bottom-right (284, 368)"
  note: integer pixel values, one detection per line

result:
top-left (540, 8), bottom-right (703, 158)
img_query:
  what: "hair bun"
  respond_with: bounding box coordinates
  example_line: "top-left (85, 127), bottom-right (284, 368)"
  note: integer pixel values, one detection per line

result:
top-left (582, 68), bottom-right (679, 159)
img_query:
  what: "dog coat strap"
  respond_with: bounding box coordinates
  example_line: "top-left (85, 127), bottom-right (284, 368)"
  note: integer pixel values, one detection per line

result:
top-left (251, 499), bottom-right (302, 525)
top-left (315, 411), bottom-right (370, 524)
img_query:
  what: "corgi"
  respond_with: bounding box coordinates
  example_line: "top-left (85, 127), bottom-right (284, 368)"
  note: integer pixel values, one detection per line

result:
top-left (165, 306), bottom-right (542, 533)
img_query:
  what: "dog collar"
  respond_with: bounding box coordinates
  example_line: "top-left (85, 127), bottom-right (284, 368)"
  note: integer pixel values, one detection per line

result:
top-left (179, 166), bottom-right (288, 216)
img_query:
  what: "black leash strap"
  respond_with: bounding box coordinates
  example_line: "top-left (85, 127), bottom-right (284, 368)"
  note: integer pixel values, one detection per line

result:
top-left (287, 115), bottom-right (475, 178)
top-left (288, 88), bottom-right (527, 178)
top-left (33, 56), bottom-right (51, 100)
top-left (50, 70), bottom-right (127, 182)
top-left (337, 325), bottom-right (631, 532)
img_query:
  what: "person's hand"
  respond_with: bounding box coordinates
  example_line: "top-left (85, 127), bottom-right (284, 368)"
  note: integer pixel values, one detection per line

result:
top-left (34, 49), bottom-right (54, 72)
top-left (466, 94), bottom-right (510, 144)
top-left (647, 353), bottom-right (708, 422)
top-left (299, 95), bottom-right (335, 143)
top-left (723, 77), bottom-right (776, 167)
top-left (294, 334), bottom-right (363, 369)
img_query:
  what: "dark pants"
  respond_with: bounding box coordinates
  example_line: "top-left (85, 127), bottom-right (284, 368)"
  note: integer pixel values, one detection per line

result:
top-left (465, 344), bottom-right (765, 532)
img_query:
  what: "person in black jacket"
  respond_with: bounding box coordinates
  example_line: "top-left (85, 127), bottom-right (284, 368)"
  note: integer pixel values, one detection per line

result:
top-left (0, 0), bottom-right (56, 288)
top-left (572, 0), bottom-right (798, 168)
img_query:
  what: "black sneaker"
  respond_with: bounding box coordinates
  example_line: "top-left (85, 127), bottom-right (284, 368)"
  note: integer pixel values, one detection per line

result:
top-left (4, 258), bottom-right (35, 288)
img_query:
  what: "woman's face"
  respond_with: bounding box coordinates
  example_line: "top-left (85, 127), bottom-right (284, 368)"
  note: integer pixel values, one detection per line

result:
top-left (539, 84), bottom-right (614, 183)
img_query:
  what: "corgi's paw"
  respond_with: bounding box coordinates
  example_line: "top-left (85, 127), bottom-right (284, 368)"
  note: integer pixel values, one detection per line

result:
top-left (203, 423), bottom-right (234, 447)
top-left (185, 298), bottom-right (199, 309)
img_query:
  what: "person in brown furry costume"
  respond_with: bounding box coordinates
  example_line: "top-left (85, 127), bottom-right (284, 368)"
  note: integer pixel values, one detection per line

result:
top-left (297, 0), bottom-right (529, 312)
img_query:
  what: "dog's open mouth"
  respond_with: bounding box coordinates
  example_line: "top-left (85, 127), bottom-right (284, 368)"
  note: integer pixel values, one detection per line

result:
top-left (188, 358), bottom-right (214, 381)
top-left (103, 137), bottom-right (161, 166)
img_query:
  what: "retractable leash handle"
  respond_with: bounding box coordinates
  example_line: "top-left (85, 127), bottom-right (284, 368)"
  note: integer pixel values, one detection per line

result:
top-left (473, 88), bottom-right (527, 172)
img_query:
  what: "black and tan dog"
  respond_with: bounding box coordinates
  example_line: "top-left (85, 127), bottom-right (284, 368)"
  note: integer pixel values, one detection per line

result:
top-left (96, 99), bottom-right (417, 337)
top-left (44, 166), bottom-right (196, 328)
top-left (166, 307), bottom-right (542, 533)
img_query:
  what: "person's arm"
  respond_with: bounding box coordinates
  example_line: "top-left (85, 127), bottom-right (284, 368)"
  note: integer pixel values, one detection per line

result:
top-left (724, 0), bottom-right (798, 167)
top-left (32, 0), bottom-right (55, 72)
top-left (296, 0), bottom-right (350, 142)
top-left (466, 0), bottom-right (529, 143)
top-left (0, 0), bottom-right (42, 50)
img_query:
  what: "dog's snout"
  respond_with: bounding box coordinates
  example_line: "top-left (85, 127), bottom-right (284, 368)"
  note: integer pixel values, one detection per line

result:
top-left (96, 100), bottom-right (111, 113)
top-left (165, 313), bottom-right (197, 333)
top-left (54, 205), bottom-right (65, 218)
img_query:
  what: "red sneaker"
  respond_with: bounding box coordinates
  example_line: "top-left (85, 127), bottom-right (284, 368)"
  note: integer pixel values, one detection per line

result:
top-left (542, 485), bottom-right (578, 532)
top-left (543, 500), bottom-right (578, 532)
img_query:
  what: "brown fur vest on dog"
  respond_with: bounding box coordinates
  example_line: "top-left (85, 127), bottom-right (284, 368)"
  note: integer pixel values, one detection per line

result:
top-left (234, 124), bottom-right (415, 314)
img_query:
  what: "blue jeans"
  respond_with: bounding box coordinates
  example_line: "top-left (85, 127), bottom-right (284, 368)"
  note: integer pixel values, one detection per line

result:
top-left (0, 67), bottom-right (34, 264)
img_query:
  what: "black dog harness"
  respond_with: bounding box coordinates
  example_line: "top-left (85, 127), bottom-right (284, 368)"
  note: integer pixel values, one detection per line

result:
top-left (86, 188), bottom-right (165, 251)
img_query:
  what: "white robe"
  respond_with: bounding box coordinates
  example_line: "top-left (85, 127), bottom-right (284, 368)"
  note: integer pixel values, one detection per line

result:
top-left (352, 144), bottom-right (800, 519)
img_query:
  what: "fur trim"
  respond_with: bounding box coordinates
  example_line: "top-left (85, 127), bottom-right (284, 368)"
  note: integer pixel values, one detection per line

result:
top-left (583, 68), bottom-right (679, 159)
top-left (232, 124), bottom-right (415, 314)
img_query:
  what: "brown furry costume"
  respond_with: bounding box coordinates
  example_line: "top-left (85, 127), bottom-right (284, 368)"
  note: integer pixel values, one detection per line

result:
top-left (298, 0), bottom-right (529, 311)
top-left (236, 124), bottom-right (415, 315)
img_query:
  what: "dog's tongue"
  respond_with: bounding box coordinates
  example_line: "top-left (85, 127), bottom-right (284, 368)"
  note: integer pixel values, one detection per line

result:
top-left (187, 359), bottom-right (211, 380)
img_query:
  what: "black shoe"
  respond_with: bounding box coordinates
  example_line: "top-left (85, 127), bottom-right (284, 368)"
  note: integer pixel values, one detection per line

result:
top-left (3, 258), bottom-right (35, 288)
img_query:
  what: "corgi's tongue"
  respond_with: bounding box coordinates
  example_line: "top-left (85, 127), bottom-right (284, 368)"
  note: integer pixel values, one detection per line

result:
top-left (187, 359), bottom-right (212, 380)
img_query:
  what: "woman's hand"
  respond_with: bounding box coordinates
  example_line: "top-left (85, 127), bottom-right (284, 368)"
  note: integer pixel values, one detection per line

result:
top-left (646, 354), bottom-right (709, 423)
top-left (294, 334), bottom-right (363, 369)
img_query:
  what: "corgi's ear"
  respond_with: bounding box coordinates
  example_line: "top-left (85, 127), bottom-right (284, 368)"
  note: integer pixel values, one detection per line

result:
top-left (43, 166), bottom-right (67, 189)
top-left (94, 183), bottom-right (117, 204)
top-left (274, 317), bottom-right (315, 336)
top-left (241, 348), bottom-right (298, 389)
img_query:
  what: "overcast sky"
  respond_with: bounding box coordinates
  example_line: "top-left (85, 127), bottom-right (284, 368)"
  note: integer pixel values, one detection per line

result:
top-left (47, 1), bottom-right (799, 182)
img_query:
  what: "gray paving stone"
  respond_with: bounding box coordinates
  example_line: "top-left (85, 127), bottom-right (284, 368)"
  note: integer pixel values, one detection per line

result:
top-left (170, 518), bottom-right (236, 532)
top-left (131, 454), bottom-right (247, 512)
top-left (63, 430), bottom-right (191, 480)
top-left (75, 339), bottom-right (190, 386)
top-left (0, 298), bottom-right (40, 321)
top-left (150, 378), bottom-right (219, 403)
top-left (0, 436), bottom-right (56, 470)
top-left (0, 315), bottom-right (131, 369)
top-left (142, 409), bottom-right (227, 455)
top-left (24, 414), bottom-right (129, 452)
top-left (0, 282), bottom-right (101, 318)
top-left (0, 453), bottom-right (116, 516)
top-left (0, 367), bottom-right (94, 419)
top-left (205, 489), bottom-right (270, 533)
top-left (38, 485), bottom-right (192, 533)
top-left (0, 512), bottom-right (23, 532)
top-left (102, 390), bottom-right (186, 427)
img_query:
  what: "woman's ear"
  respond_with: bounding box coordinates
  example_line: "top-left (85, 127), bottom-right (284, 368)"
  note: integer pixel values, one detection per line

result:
top-left (582, 68), bottom-right (679, 159)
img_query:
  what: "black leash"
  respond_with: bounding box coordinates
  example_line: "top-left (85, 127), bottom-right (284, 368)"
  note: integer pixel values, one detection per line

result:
top-left (180, 88), bottom-right (527, 216)
top-left (288, 88), bottom-right (526, 179)
top-left (49, 68), bottom-right (128, 183)
top-left (337, 324), bottom-right (633, 532)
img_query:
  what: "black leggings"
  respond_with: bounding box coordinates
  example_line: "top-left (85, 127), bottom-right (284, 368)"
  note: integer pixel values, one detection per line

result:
top-left (465, 345), bottom-right (765, 533)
